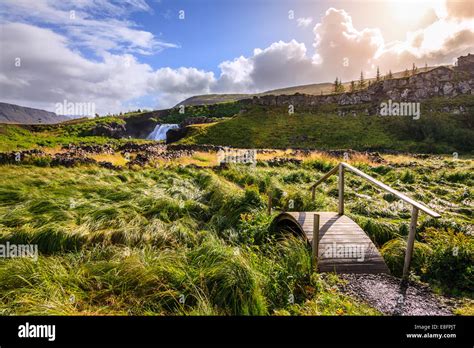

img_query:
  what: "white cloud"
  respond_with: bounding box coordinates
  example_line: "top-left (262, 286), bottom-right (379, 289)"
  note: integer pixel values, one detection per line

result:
top-left (311, 8), bottom-right (385, 81)
top-left (215, 56), bottom-right (254, 93)
top-left (0, 0), bottom-right (175, 55)
top-left (249, 40), bottom-right (319, 90)
top-left (1, 0), bottom-right (473, 113)
top-left (0, 22), bottom-right (152, 114)
top-left (148, 67), bottom-right (217, 107)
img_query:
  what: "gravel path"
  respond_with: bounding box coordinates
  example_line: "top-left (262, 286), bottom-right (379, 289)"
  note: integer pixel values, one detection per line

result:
top-left (336, 274), bottom-right (453, 316)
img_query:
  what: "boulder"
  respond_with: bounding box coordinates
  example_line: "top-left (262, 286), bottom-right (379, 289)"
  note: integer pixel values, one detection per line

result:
top-left (91, 122), bottom-right (126, 138)
top-left (166, 127), bottom-right (188, 144)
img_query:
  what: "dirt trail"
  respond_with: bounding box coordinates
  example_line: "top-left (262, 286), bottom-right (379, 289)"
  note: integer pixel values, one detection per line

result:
top-left (337, 274), bottom-right (453, 316)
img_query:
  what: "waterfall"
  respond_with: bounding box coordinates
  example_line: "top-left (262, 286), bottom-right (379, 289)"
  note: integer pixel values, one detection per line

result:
top-left (146, 124), bottom-right (179, 141)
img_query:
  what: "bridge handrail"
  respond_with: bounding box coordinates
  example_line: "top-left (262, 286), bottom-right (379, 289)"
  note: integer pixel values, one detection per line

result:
top-left (309, 161), bottom-right (441, 278)
top-left (310, 162), bottom-right (440, 218)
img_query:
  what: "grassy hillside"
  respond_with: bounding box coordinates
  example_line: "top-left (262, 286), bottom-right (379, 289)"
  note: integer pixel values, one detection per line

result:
top-left (0, 153), bottom-right (472, 315)
top-left (176, 94), bottom-right (249, 106)
top-left (2, 94), bottom-right (472, 154)
top-left (0, 118), bottom-right (125, 152)
top-left (178, 96), bottom-right (474, 154)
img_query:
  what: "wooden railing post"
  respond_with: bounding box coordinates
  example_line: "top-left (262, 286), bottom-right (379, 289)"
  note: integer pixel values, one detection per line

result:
top-left (311, 186), bottom-right (316, 201)
top-left (312, 214), bottom-right (320, 271)
top-left (403, 206), bottom-right (419, 279)
top-left (267, 191), bottom-right (272, 215)
top-left (338, 164), bottom-right (344, 215)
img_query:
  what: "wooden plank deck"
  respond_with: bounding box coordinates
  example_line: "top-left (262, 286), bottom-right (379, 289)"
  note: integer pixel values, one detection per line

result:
top-left (275, 212), bottom-right (389, 274)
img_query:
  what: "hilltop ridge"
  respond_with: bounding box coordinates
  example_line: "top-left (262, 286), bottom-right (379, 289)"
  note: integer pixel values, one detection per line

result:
top-left (175, 65), bottom-right (446, 107)
top-left (0, 102), bottom-right (69, 124)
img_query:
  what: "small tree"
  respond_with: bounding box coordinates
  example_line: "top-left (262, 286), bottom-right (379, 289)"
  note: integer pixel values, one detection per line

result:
top-left (376, 66), bottom-right (381, 82)
top-left (350, 80), bottom-right (356, 92)
top-left (404, 68), bottom-right (410, 77)
top-left (425, 62), bottom-right (428, 72)
top-left (388, 70), bottom-right (393, 79)
top-left (338, 82), bottom-right (345, 93)
top-left (95, 113), bottom-right (100, 118)
top-left (411, 63), bottom-right (418, 76)
top-left (358, 71), bottom-right (366, 89)
top-left (334, 78), bottom-right (346, 93)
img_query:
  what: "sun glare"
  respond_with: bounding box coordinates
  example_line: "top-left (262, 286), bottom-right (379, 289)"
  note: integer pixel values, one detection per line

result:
top-left (389, 0), bottom-right (439, 23)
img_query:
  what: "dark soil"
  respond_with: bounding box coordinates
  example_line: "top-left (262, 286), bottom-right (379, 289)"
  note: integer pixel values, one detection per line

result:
top-left (336, 274), bottom-right (453, 316)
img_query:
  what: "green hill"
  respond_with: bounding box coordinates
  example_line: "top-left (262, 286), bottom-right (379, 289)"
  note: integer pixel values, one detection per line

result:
top-left (176, 94), bottom-right (250, 106)
top-left (177, 96), bottom-right (474, 154)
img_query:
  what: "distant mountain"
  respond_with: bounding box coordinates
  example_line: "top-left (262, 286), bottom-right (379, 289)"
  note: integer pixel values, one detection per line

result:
top-left (0, 102), bottom-right (70, 124)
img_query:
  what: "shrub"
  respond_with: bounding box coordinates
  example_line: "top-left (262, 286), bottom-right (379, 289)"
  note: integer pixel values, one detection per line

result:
top-left (442, 170), bottom-right (473, 184)
top-left (371, 165), bottom-right (392, 175)
top-left (281, 170), bottom-right (312, 184)
top-left (26, 156), bottom-right (52, 167)
top-left (211, 185), bottom-right (265, 231)
top-left (422, 228), bottom-right (474, 293)
top-left (381, 238), bottom-right (432, 277)
top-left (238, 212), bottom-right (273, 244)
top-left (400, 170), bottom-right (415, 184)
top-left (303, 159), bottom-right (335, 172)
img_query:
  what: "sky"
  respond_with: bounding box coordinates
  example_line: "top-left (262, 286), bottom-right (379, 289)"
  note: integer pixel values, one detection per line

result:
top-left (0, 0), bottom-right (473, 115)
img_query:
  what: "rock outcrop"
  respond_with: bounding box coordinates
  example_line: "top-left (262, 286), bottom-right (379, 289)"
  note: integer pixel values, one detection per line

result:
top-left (241, 56), bottom-right (474, 112)
top-left (180, 116), bottom-right (215, 127)
top-left (456, 53), bottom-right (474, 74)
top-left (90, 122), bottom-right (126, 138)
top-left (166, 127), bottom-right (188, 144)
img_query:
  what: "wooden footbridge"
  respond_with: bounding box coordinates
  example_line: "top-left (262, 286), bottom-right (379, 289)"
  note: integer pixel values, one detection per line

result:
top-left (271, 162), bottom-right (440, 277)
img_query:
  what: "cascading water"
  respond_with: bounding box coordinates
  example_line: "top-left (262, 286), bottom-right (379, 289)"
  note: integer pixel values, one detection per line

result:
top-left (146, 124), bottom-right (179, 141)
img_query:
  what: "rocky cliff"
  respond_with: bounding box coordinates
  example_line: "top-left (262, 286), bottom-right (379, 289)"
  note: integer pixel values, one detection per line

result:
top-left (242, 55), bottom-right (474, 112)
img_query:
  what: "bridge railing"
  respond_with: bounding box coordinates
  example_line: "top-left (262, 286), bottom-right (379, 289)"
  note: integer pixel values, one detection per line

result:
top-left (309, 162), bottom-right (441, 278)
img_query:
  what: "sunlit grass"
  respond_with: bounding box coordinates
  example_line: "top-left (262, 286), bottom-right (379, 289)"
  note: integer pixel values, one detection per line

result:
top-left (88, 153), bottom-right (128, 166)
top-left (0, 154), bottom-right (472, 315)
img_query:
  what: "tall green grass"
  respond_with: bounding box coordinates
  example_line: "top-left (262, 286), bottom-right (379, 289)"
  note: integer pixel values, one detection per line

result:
top-left (0, 155), bottom-right (472, 314)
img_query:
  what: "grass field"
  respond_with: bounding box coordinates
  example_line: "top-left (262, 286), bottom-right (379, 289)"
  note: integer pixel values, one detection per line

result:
top-left (0, 118), bottom-right (127, 152)
top-left (0, 153), bottom-right (472, 315)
